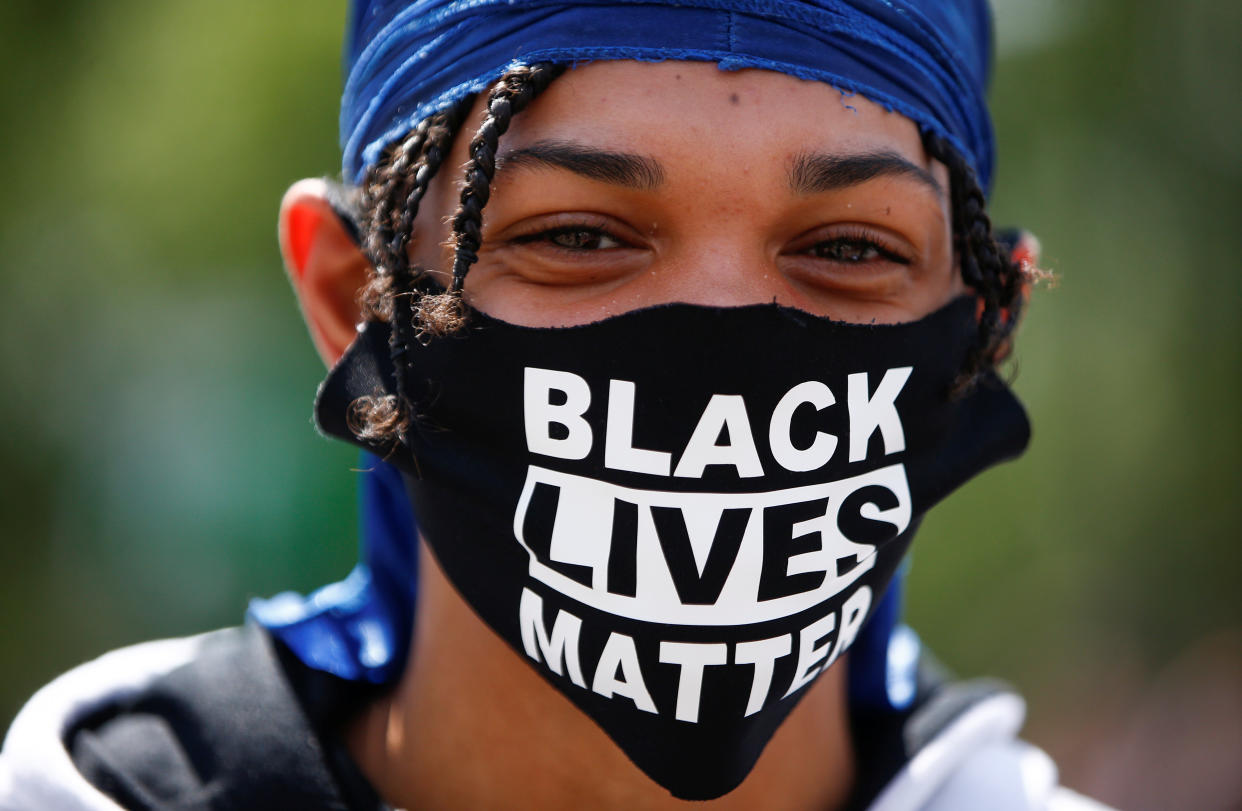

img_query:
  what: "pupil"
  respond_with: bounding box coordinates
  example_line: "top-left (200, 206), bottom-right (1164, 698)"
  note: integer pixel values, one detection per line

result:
top-left (822, 239), bottom-right (873, 262)
top-left (554, 230), bottom-right (598, 249)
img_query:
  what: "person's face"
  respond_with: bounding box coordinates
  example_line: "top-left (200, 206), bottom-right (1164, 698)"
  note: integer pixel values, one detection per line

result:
top-left (412, 60), bottom-right (960, 328)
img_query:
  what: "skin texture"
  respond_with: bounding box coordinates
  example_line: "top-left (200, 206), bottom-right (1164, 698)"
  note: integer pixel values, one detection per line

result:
top-left (279, 61), bottom-right (961, 810)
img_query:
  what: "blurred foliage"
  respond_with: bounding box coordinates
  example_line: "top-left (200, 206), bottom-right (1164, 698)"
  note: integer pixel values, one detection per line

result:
top-left (1, 0), bottom-right (1239, 803)
top-left (0, 0), bottom-right (358, 719)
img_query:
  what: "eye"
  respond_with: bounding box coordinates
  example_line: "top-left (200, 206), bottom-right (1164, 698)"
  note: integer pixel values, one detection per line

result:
top-left (514, 225), bottom-right (627, 252)
top-left (801, 228), bottom-right (911, 266)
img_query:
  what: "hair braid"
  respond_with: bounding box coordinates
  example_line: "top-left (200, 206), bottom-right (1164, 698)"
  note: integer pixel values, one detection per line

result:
top-left (449, 64), bottom-right (567, 292)
top-left (923, 134), bottom-right (1027, 390)
top-left (356, 100), bottom-right (471, 324)
top-left (396, 63), bottom-right (568, 333)
top-left (346, 100), bottom-right (472, 446)
top-left (348, 63), bottom-right (565, 443)
top-left (366, 118), bottom-right (430, 277)
top-left (390, 108), bottom-right (469, 269)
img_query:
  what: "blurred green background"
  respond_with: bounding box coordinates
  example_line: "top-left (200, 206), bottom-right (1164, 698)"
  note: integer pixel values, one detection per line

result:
top-left (1, 1), bottom-right (1239, 806)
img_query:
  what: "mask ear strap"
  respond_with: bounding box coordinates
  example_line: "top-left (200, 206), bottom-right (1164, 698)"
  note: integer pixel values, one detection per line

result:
top-left (313, 318), bottom-right (415, 471)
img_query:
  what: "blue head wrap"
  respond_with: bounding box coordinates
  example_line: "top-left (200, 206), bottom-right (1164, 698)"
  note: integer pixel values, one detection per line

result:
top-left (255, 0), bottom-right (989, 704)
top-left (340, 0), bottom-right (996, 190)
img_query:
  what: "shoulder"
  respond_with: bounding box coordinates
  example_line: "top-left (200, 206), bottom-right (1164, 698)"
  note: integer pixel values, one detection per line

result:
top-left (0, 632), bottom-right (218, 811)
top-left (0, 626), bottom-right (383, 811)
top-left (864, 680), bottom-right (1116, 811)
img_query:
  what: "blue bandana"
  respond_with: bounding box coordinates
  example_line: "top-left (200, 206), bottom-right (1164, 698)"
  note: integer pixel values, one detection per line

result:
top-left (340, 0), bottom-right (996, 190)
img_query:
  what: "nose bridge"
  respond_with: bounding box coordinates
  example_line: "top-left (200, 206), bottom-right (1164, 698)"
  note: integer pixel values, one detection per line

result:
top-left (660, 224), bottom-right (779, 308)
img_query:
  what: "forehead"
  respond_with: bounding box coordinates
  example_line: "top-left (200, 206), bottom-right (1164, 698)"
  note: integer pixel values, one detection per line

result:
top-left (488, 60), bottom-right (930, 170)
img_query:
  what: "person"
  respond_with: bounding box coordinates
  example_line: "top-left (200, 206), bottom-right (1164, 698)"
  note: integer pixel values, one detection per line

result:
top-left (0, 1), bottom-right (1112, 809)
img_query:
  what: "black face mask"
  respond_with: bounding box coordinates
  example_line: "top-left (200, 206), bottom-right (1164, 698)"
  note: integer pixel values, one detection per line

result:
top-left (316, 294), bottom-right (1029, 801)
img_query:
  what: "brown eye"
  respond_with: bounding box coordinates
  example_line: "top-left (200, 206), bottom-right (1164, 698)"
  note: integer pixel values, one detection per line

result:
top-left (813, 238), bottom-right (880, 262)
top-left (528, 227), bottom-right (624, 251)
top-left (807, 233), bottom-right (910, 265)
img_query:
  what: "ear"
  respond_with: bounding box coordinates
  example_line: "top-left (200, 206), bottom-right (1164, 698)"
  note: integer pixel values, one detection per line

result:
top-left (278, 178), bottom-right (372, 367)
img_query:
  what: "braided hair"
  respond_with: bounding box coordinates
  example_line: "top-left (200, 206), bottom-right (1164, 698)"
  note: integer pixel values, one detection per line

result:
top-left (347, 62), bottom-right (1030, 442)
top-left (347, 64), bottom-right (566, 442)
top-left (921, 133), bottom-right (1027, 391)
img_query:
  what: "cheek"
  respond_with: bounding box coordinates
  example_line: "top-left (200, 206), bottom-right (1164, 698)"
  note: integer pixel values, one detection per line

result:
top-left (458, 266), bottom-right (634, 327)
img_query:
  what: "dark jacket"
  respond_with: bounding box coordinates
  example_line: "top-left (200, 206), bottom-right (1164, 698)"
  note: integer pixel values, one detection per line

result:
top-left (0, 626), bottom-right (1109, 810)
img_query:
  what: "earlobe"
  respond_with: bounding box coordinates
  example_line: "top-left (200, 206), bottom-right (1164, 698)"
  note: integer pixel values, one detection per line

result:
top-left (279, 178), bottom-right (372, 367)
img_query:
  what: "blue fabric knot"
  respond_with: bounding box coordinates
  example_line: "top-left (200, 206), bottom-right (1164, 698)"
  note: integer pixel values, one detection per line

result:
top-left (249, 453), bottom-right (418, 683)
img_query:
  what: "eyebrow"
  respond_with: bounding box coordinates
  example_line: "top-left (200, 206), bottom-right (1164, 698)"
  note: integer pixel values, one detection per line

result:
top-left (495, 140), bottom-right (666, 190)
top-left (789, 150), bottom-right (943, 198)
